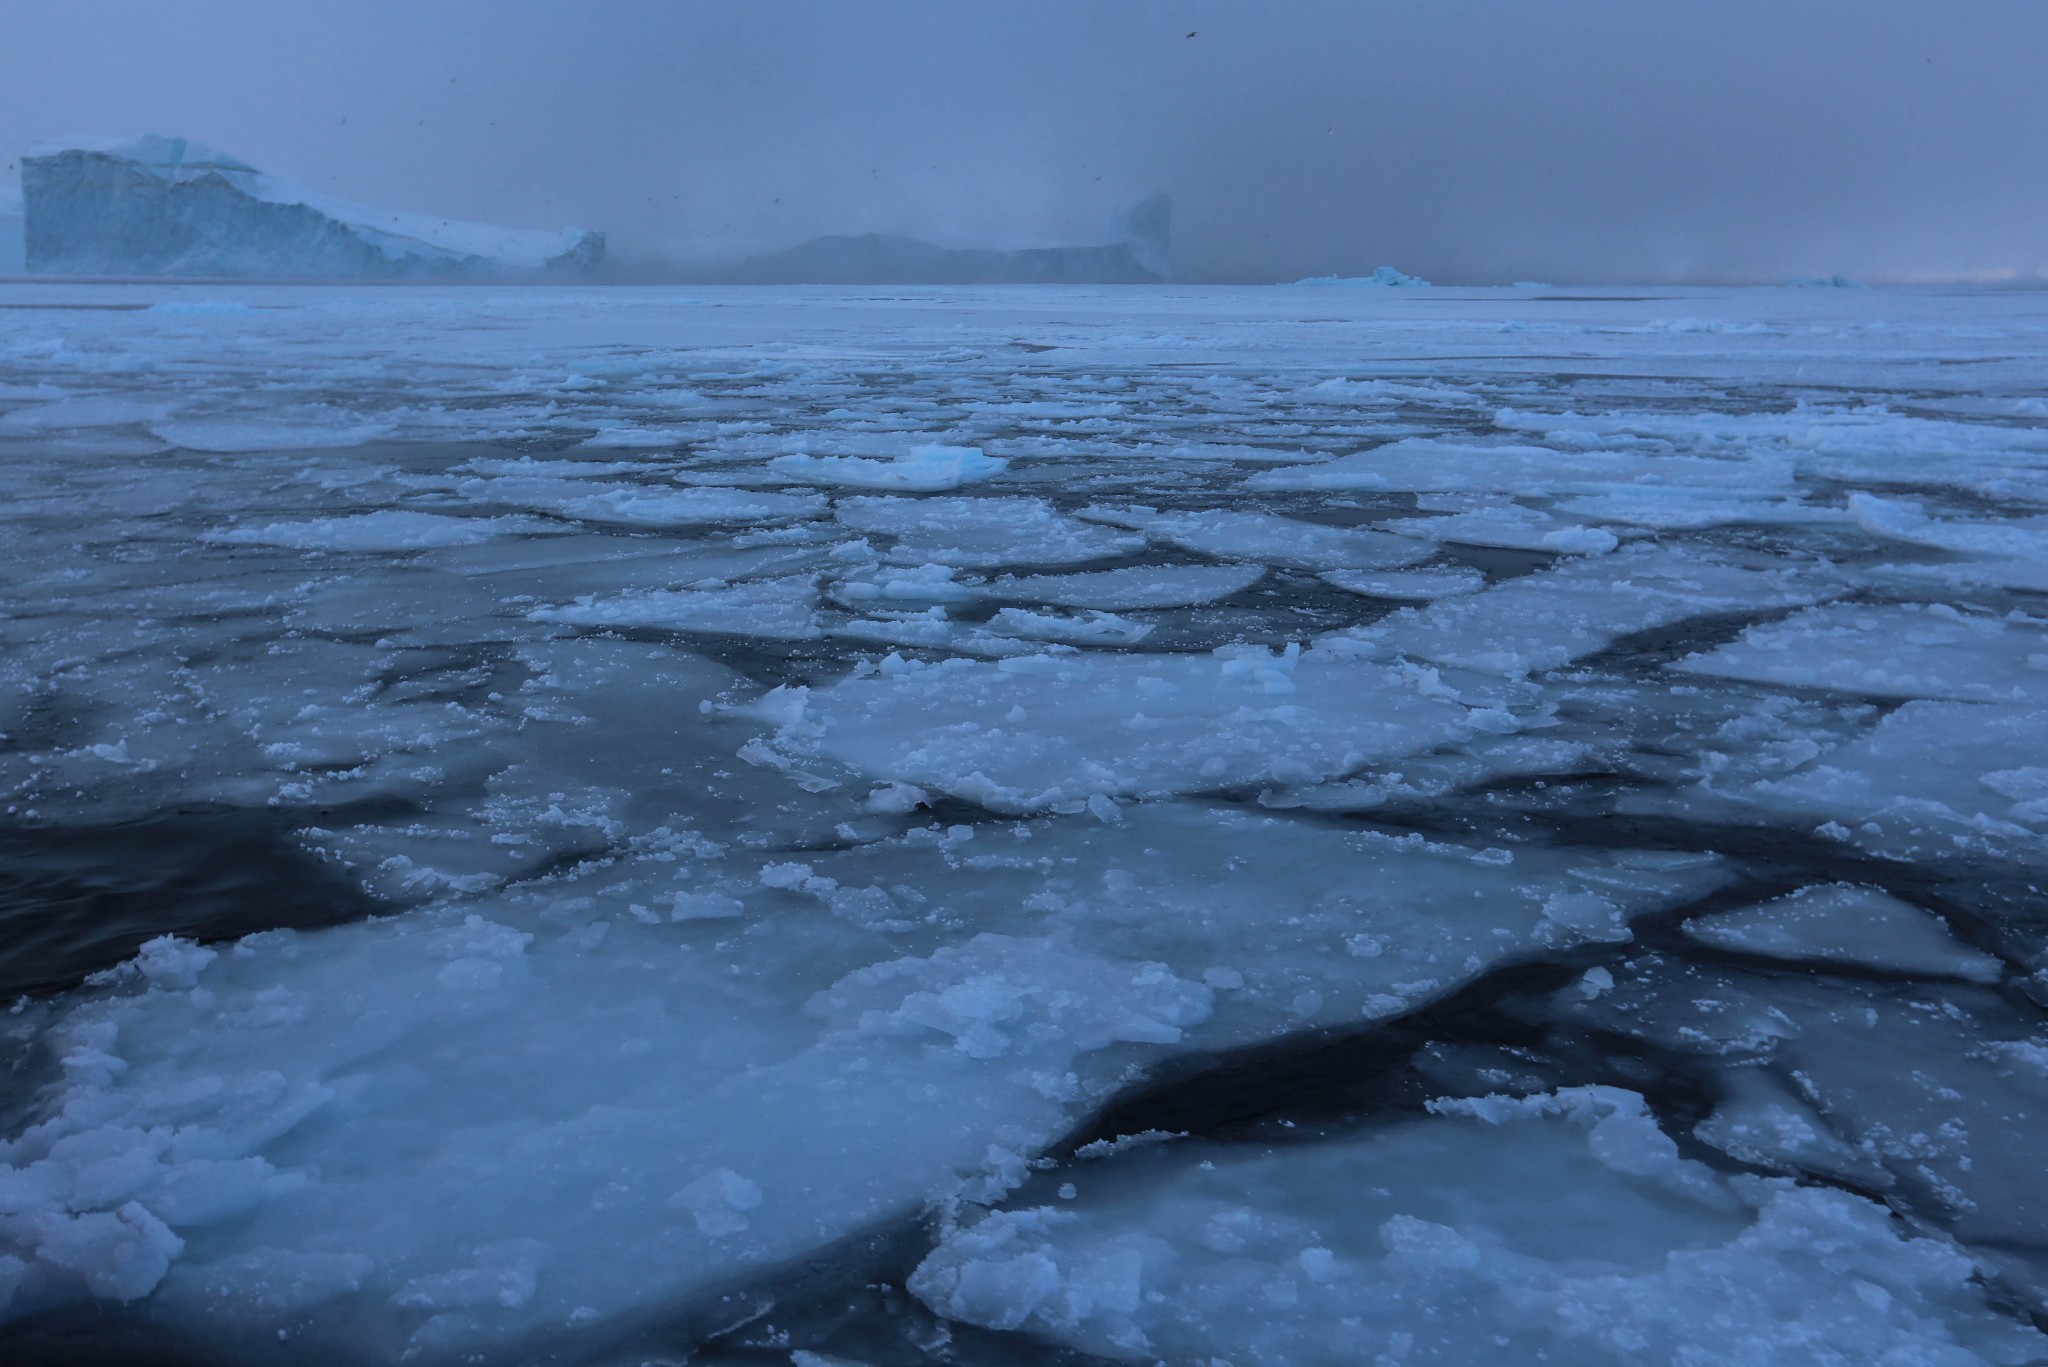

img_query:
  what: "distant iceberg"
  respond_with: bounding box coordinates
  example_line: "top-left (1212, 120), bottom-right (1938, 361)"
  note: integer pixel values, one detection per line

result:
top-left (722, 192), bottom-right (1170, 285)
top-left (0, 180), bottom-right (22, 274)
top-left (22, 135), bottom-right (604, 278)
top-left (1292, 265), bottom-right (1430, 287)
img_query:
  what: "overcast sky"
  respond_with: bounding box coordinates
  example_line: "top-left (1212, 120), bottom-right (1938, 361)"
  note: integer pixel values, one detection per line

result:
top-left (3, 0), bottom-right (2042, 283)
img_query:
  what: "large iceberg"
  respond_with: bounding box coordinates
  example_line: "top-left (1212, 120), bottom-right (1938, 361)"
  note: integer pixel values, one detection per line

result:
top-left (722, 192), bottom-right (1170, 284)
top-left (0, 180), bottom-right (22, 274)
top-left (22, 135), bottom-right (604, 278)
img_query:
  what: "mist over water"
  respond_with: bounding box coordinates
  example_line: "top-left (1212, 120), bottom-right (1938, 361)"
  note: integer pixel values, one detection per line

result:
top-left (2, 0), bottom-right (2043, 283)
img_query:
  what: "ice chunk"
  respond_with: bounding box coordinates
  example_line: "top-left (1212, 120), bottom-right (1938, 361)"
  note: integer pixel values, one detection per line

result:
top-left (983, 607), bottom-right (1152, 646)
top-left (748, 643), bottom-right (1521, 812)
top-left (1319, 566), bottom-right (1485, 601)
top-left (1566, 960), bottom-right (2048, 1300)
top-left (24, 136), bottom-right (600, 277)
top-left (1386, 501), bottom-right (1621, 553)
top-left (1249, 436), bottom-right (1782, 497)
top-left (1683, 884), bottom-right (2003, 981)
top-left (838, 496), bottom-right (1142, 569)
top-left (1735, 700), bottom-right (2048, 857)
top-left (1675, 603), bottom-right (2048, 703)
top-left (552, 484), bottom-right (829, 529)
top-left (767, 444), bottom-right (1007, 492)
top-left (1556, 489), bottom-right (1845, 530)
top-left (1350, 544), bottom-right (1831, 678)
top-left (914, 1086), bottom-right (2043, 1366)
top-left (210, 510), bottom-right (540, 553)
top-left (532, 575), bottom-right (822, 640)
top-left (1085, 506), bottom-right (1428, 572)
top-left (992, 563), bottom-right (1265, 610)
top-left (1850, 493), bottom-right (2048, 592)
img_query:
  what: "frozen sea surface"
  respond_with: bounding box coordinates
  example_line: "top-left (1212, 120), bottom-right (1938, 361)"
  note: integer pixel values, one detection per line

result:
top-left (0, 282), bottom-right (2045, 1365)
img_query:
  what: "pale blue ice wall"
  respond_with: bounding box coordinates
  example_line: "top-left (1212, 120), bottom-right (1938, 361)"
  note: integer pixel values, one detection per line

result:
top-left (0, 181), bottom-right (22, 273)
top-left (21, 138), bottom-right (605, 278)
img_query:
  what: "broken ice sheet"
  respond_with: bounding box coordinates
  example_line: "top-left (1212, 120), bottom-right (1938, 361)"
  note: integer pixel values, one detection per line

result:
top-left (1344, 543), bottom-right (1835, 678)
top-left (1084, 504), bottom-right (1429, 572)
top-left (1681, 883), bottom-right (2003, 982)
top-left (6, 282), bottom-right (2048, 1363)
top-left (1674, 601), bottom-right (2048, 704)
top-left (0, 799), bottom-right (1720, 1359)
top-left (1555, 953), bottom-right (2048, 1312)
top-left (837, 495), bottom-right (1143, 568)
top-left (912, 1086), bottom-right (2045, 1365)
top-left (990, 562), bottom-right (1266, 610)
top-left (746, 642), bottom-right (1527, 812)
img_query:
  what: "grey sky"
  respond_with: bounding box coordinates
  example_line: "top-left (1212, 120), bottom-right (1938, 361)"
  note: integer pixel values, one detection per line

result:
top-left (2, 0), bottom-right (2041, 283)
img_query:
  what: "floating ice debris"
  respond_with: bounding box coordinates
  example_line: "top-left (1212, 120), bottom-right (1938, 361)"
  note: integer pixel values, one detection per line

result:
top-left (1319, 566), bottom-right (1486, 600)
top-left (211, 510), bottom-right (544, 552)
top-left (914, 1086), bottom-right (2044, 1365)
top-left (1086, 505), bottom-right (1428, 572)
top-left (991, 563), bottom-right (1266, 610)
top-left (1675, 602), bottom-right (2048, 703)
top-left (1682, 883), bottom-right (2003, 982)
top-left (768, 444), bottom-right (1008, 492)
top-left (840, 496), bottom-right (1143, 568)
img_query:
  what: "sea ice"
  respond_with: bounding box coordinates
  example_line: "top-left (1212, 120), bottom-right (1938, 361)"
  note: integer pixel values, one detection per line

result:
top-left (2, 279), bottom-right (2046, 1364)
top-left (1347, 544), bottom-right (1832, 678)
top-left (1675, 602), bottom-right (2048, 703)
top-left (913, 1086), bottom-right (2044, 1365)
top-left (743, 642), bottom-right (1537, 812)
top-left (1682, 883), bottom-right (2004, 981)
top-left (767, 444), bottom-right (1008, 492)
top-left (838, 496), bottom-right (1143, 569)
top-left (991, 563), bottom-right (1266, 610)
top-left (1085, 506), bottom-right (1428, 572)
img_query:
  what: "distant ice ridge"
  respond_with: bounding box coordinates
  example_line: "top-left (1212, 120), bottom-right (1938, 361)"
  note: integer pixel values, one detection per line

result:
top-left (21, 135), bottom-right (604, 278)
top-left (1291, 265), bottom-right (1429, 287)
top-left (721, 193), bottom-right (1171, 284)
